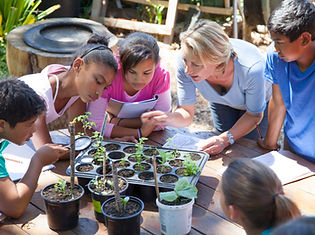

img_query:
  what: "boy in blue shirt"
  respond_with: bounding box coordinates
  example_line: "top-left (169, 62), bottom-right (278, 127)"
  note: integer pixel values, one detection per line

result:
top-left (0, 79), bottom-right (67, 218)
top-left (258, 0), bottom-right (315, 162)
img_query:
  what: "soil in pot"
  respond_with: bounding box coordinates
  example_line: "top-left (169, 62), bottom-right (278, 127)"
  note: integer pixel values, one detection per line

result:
top-left (108, 151), bottom-right (125, 160)
top-left (128, 154), bottom-right (146, 162)
top-left (88, 176), bottom-right (128, 223)
top-left (76, 163), bottom-right (93, 172)
top-left (138, 171), bottom-right (154, 180)
top-left (166, 150), bottom-right (181, 158)
top-left (104, 143), bottom-right (120, 151)
top-left (113, 159), bottom-right (130, 168)
top-left (133, 162), bottom-right (151, 172)
top-left (169, 159), bottom-right (184, 167)
top-left (156, 165), bottom-right (172, 174)
top-left (143, 148), bottom-right (159, 156)
top-left (41, 183), bottom-right (84, 231)
top-left (175, 167), bottom-right (191, 176)
top-left (184, 153), bottom-right (201, 161)
top-left (96, 165), bottom-right (112, 175)
top-left (160, 174), bottom-right (178, 183)
top-left (101, 196), bottom-right (144, 235)
top-left (118, 169), bottom-right (135, 178)
top-left (123, 146), bottom-right (137, 154)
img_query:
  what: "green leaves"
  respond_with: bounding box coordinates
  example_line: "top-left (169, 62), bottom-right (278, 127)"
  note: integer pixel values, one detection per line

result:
top-left (160, 178), bottom-right (198, 203)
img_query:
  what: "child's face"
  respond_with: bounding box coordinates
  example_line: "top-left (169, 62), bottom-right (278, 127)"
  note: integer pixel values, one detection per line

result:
top-left (4, 116), bottom-right (37, 145)
top-left (76, 62), bottom-right (116, 103)
top-left (270, 32), bottom-right (304, 62)
top-left (124, 58), bottom-right (156, 91)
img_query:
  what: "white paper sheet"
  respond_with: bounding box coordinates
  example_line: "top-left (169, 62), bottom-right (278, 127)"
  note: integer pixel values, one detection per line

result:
top-left (219, 151), bottom-right (314, 185)
top-left (107, 95), bottom-right (159, 119)
top-left (3, 142), bottom-right (55, 181)
top-left (162, 133), bottom-right (208, 150)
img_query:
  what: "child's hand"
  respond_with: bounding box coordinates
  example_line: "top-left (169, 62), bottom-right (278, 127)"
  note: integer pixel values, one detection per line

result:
top-left (141, 110), bottom-right (168, 125)
top-left (114, 136), bottom-right (138, 143)
top-left (33, 144), bottom-right (69, 166)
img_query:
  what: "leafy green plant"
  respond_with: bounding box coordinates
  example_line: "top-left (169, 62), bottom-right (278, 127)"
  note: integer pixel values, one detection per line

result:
top-left (136, 0), bottom-right (165, 24)
top-left (134, 137), bottom-right (148, 168)
top-left (0, 0), bottom-right (60, 79)
top-left (91, 176), bottom-right (114, 191)
top-left (54, 179), bottom-right (67, 194)
top-left (183, 156), bottom-right (200, 176)
top-left (159, 178), bottom-right (198, 203)
top-left (91, 131), bottom-right (107, 162)
top-left (120, 196), bottom-right (130, 210)
top-left (72, 112), bottom-right (96, 136)
top-left (157, 149), bottom-right (174, 167)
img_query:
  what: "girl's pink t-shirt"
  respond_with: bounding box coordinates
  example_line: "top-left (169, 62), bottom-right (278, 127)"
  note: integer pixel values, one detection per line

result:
top-left (88, 61), bottom-right (171, 137)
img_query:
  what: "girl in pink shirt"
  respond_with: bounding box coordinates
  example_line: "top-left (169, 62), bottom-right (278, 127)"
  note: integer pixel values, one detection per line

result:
top-left (88, 32), bottom-right (171, 139)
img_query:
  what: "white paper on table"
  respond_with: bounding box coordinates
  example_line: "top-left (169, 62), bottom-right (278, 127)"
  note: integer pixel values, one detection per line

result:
top-left (219, 151), bottom-right (314, 185)
top-left (162, 133), bottom-right (208, 151)
top-left (3, 142), bottom-right (55, 181)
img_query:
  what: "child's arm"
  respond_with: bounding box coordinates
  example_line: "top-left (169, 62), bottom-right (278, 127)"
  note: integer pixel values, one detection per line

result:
top-left (0, 144), bottom-right (67, 218)
top-left (31, 113), bottom-right (52, 150)
top-left (258, 84), bottom-right (286, 150)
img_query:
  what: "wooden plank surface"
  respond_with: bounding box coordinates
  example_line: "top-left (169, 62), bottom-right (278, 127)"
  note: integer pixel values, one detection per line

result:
top-left (1, 128), bottom-right (315, 235)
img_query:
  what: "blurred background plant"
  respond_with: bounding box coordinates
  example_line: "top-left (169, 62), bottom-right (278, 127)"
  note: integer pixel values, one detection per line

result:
top-left (0, 0), bottom-right (60, 79)
top-left (137, 0), bottom-right (166, 24)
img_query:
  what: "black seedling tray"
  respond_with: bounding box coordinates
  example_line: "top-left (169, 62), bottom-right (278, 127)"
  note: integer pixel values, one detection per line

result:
top-left (66, 139), bottom-right (209, 189)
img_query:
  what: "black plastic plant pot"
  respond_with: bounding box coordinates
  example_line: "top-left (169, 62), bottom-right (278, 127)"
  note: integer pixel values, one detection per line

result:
top-left (40, 183), bottom-right (84, 231)
top-left (88, 175), bottom-right (129, 223)
top-left (77, 176), bottom-right (91, 194)
top-left (133, 184), bottom-right (156, 203)
top-left (101, 196), bottom-right (144, 235)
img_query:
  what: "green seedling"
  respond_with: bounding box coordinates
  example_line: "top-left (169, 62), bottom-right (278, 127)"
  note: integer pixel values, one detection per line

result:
top-left (157, 149), bottom-right (174, 169)
top-left (134, 137), bottom-right (148, 169)
top-left (159, 178), bottom-right (198, 203)
top-left (183, 156), bottom-right (201, 176)
top-left (72, 112), bottom-right (96, 136)
top-left (54, 179), bottom-right (67, 194)
top-left (92, 177), bottom-right (114, 191)
top-left (120, 196), bottom-right (130, 210)
top-left (91, 131), bottom-right (107, 162)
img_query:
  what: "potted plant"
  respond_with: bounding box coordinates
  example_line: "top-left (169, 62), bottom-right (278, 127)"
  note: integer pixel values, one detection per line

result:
top-left (41, 123), bottom-right (84, 231)
top-left (156, 178), bottom-right (198, 235)
top-left (101, 164), bottom-right (144, 235)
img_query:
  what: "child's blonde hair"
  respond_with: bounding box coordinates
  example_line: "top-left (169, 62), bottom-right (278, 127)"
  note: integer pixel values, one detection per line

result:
top-left (221, 158), bottom-right (301, 230)
top-left (180, 19), bottom-right (234, 72)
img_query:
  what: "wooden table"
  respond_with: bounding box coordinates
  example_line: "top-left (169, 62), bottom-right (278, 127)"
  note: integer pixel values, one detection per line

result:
top-left (1, 127), bottom-right (315, 235)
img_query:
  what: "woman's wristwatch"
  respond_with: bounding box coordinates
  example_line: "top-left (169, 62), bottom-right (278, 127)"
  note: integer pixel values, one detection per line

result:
top-left (226, 131), bottom-right (235, 145)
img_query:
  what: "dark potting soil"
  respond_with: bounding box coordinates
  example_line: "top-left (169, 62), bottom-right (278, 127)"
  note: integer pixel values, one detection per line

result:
top-left (42, 184), bottom-right (82, 202)
top-left (96, 165), bottom-right (112, 175)
top-left (76, 163), bottom-right (93, 172)
top-left (160, 198), bottom-right (192, 206)
top-left (133, 162), bottom-right (150, 172)
top-left (103, 200), bottom-right (142, 217)
top-left (138, 171), bottom-right (154, 180)
top-left (143, 148), bottom-right (159, 156)
top-left (118, 169), bottom-right (135, 178)
top-left (166, 150), bottom-right (181, 158)
top-left (128, 155), bottom-right (146, 162)
top-left (89, 177), bottom-right (127, 194)
top-left (160, 174), bottom-right (178, 183)
top-left (169, 159), bottom-right (184, 167)
top-left (105, 143), bottom-right (120, 151)
top-left (113, 160), bottom-right (130, 168)
top-left (184, 153), bottom-right (201, 161)
top-left (156, 165), bottom-right (172, 174)
top-left (123, 146), bottom-right (137, 154)
top-left (175, 167), bottom-right (189, 176)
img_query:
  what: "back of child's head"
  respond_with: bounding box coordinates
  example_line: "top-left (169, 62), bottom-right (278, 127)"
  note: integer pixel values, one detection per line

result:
top-left (73, 33), bottom-right (118, 72)
top-left (268, 0), bottom-right (315, 42)
top-left (0, 78), bottom-right (46, 127)
top-left (118, 32), bottom-right (160, 74)
top-left (272, 216), bottom-right (315, 235)
top-left (221, 158), bottom-right (301, 231)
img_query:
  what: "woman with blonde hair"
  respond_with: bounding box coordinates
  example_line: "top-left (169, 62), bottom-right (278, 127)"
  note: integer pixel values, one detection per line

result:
top-left (142, 19), bottom-right (271, 155)
top-left (220, 158), bottom-right (301, 235)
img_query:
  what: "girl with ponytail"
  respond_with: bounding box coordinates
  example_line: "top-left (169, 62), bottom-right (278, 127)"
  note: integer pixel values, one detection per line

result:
top-left (220, 158), bottom-right (301, 235)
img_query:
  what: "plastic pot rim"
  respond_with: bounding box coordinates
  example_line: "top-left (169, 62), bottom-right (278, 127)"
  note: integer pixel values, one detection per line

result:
top-left (40, 183), bottom-right (85, 203)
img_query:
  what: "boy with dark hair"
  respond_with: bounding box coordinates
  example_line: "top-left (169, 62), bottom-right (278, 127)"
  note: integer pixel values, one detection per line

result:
top-left (0, 79), bottom-right (67, 218)
top-left (258, 0), bottom-right (315, 162)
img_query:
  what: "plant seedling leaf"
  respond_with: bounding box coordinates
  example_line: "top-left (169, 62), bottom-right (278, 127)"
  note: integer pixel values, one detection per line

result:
top-left (176, 184), bottom-right (198, 199)
top-left (174, 178), bottom-right (189, 191)
top-left (159, 191), bottom-right (178, 202)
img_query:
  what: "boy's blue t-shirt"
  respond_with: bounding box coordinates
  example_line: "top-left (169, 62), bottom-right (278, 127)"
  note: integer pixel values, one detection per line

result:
top-left (264, 44), bottom-right (315, 162)
top-left (0, 140), bottom-right (10, 178)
